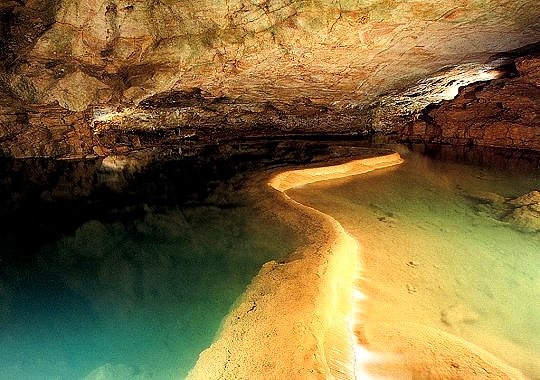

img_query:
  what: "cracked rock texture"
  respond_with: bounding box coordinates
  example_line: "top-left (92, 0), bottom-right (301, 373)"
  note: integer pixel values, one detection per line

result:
top-left (400, 55), bottom-right (540, 151)
top-left (2, 0), bottom-right (539, 109)
top-left (0, 0), bottom-right (539, 158)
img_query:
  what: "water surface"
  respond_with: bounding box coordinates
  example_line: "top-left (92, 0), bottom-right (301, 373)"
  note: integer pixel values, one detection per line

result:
top-left (0, 201), bottom-right (300, 379)
top-left (289, 152), bottom-right (540, 378)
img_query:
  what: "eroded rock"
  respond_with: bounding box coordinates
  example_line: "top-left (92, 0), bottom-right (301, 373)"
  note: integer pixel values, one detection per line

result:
top-left (505, 190), bottom-right (540, 232)
top-left (400, 54), bottom-right (540, 151)
top-left (0, 1), bottom-right (539, 158)
top-left (48, 71), bottom-right (113, 112)
top-left (1, 0), bottom-right (539, 112)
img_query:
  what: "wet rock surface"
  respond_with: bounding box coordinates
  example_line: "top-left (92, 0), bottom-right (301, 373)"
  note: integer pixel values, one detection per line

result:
top-left (466, 188), bottom-right (540, 233)
top-left (505, 191), bottom-right (540, 232)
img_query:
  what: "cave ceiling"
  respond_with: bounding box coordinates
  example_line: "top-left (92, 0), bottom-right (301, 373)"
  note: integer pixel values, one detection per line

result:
top-left (1, 0), bottom-right (538, 112)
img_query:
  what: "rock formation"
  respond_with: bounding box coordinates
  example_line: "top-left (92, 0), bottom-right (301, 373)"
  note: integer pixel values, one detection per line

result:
top-left (400, 53), bottom-right (540, 151)
top-left (0, 0), bottom-right (539, 158)
top-left (466, 188), bottom-right (540, 233)
top-left (506, 190), bottom-right (540, 232)
top-left (0, 3), bottom-right (539, 379)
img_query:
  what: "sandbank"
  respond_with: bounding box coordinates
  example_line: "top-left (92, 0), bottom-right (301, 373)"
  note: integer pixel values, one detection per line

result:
top-left (187, 152), bottom-right (402, 379)
top-left (187, 150), bottom-right (526, 380)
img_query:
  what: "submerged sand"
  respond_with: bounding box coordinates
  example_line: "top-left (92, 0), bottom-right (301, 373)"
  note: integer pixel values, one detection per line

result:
top-left (187, 152), bottom-right (527, 379)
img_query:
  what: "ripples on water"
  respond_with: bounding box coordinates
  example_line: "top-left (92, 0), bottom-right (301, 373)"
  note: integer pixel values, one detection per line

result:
top-left (0, 202), bottom-right (300, 379)
top-left (289, 152), bottom-right (540, 378)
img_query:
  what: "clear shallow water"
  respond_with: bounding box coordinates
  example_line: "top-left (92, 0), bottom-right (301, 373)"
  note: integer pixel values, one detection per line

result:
top-left (289, 152), bottom-right (540, 378)
top-left (0, 203), bottom-right (300, 379)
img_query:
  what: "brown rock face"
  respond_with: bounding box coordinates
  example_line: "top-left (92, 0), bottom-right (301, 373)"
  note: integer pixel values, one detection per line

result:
top-left (2, 0), bottom-right (539, 110)
top-left (0, 96), bottom-right (94, 158)
top-left (400, 55), bottom-right (540, 151)
top-left (0, 1), bottom-right (539, 158)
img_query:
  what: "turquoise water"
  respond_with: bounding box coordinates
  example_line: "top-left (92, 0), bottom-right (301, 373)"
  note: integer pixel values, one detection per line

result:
top-left (0, 203), bottom-right (300, 379)
top-left (2, 150), bottom-right (538, 379)
top-left (289, 152), bottom-right (540, 378)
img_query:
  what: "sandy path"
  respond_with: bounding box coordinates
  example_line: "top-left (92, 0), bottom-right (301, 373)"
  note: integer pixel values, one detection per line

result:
top-left (187, 150), bottom-right (526, 379)
top-left (187, 152), bottom-right (402, 379)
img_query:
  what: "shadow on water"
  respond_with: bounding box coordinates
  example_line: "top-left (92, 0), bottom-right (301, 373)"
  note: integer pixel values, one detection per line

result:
top-left (1, 203), bottom-right (301, 379)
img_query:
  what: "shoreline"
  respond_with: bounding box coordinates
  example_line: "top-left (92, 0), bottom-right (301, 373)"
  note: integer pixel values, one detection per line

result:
top-left (286, 154), bottom-right (532, 379)
top-left (187, 152), bottom-right (403, 379)
top-left (187, 150), bottom-right (529, 379)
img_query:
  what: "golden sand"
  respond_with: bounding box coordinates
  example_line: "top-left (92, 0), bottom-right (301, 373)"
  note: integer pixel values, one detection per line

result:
top-left (268, 154), bottom-right (404, 193)
top-left (187, 152), bottom-right (402, 379)
top-left (187, 151), bottom-right (525, 379)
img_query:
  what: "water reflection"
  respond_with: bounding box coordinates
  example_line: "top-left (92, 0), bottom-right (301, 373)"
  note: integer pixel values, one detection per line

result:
top-left (0, 203), bottom-right (300, 379)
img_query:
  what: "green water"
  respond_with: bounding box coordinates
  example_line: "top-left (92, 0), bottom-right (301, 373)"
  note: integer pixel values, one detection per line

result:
top-left (289, 152), bottom-right (540, 378)
top-left (0, 202), bottom-right (300, 379)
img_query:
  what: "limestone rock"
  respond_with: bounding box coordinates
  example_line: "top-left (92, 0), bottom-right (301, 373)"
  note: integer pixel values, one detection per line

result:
top-left (1, 0), bottom-right (539, 112)
top-left (505, 190), bottom-right (540, 232)
top-left (400, 55), bottom-right (540, 151)
top-left (508, 190), bottom-right (540, 207)
top-left (47, 71), bottom-right (112, 112)
top-left (1, 1), bottom-right (540, 157)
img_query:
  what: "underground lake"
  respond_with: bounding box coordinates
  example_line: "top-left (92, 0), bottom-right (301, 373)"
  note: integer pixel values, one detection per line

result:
top-left (288, 149), bottom-right (540, 379)
top-left (1, 1), bottom-right (539, 378)
top-left (0, 145), bottom-right (538, 379)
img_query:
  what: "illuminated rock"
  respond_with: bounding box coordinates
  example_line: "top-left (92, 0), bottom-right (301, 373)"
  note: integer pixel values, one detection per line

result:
top-left (0, 1), bottom-right (539, 158)
top-left (401, 55), bottom-right (540, 151)
top-left (1, 0), bottom-right (539, 111)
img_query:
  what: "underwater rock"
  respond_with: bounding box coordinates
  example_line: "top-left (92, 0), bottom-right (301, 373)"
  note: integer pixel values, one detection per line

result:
top-left (466, 191), bottom-right (507, 205)
top-left (508, 190), bottom-right (540, 207)
top-left (470, 189), bottom-right (540, 232)
top-left (466, 189), bottom-right (540, 232)
top-left (505, 190), bottom-right (540, 232)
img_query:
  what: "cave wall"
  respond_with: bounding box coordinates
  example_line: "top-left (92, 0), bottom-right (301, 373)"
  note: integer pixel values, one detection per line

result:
top-left (2, 0), bottom-right (539, 110)
top-left (0, 0), bottom-right (539, 158)
top-left (400, 55), bottom-right (540, 151)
